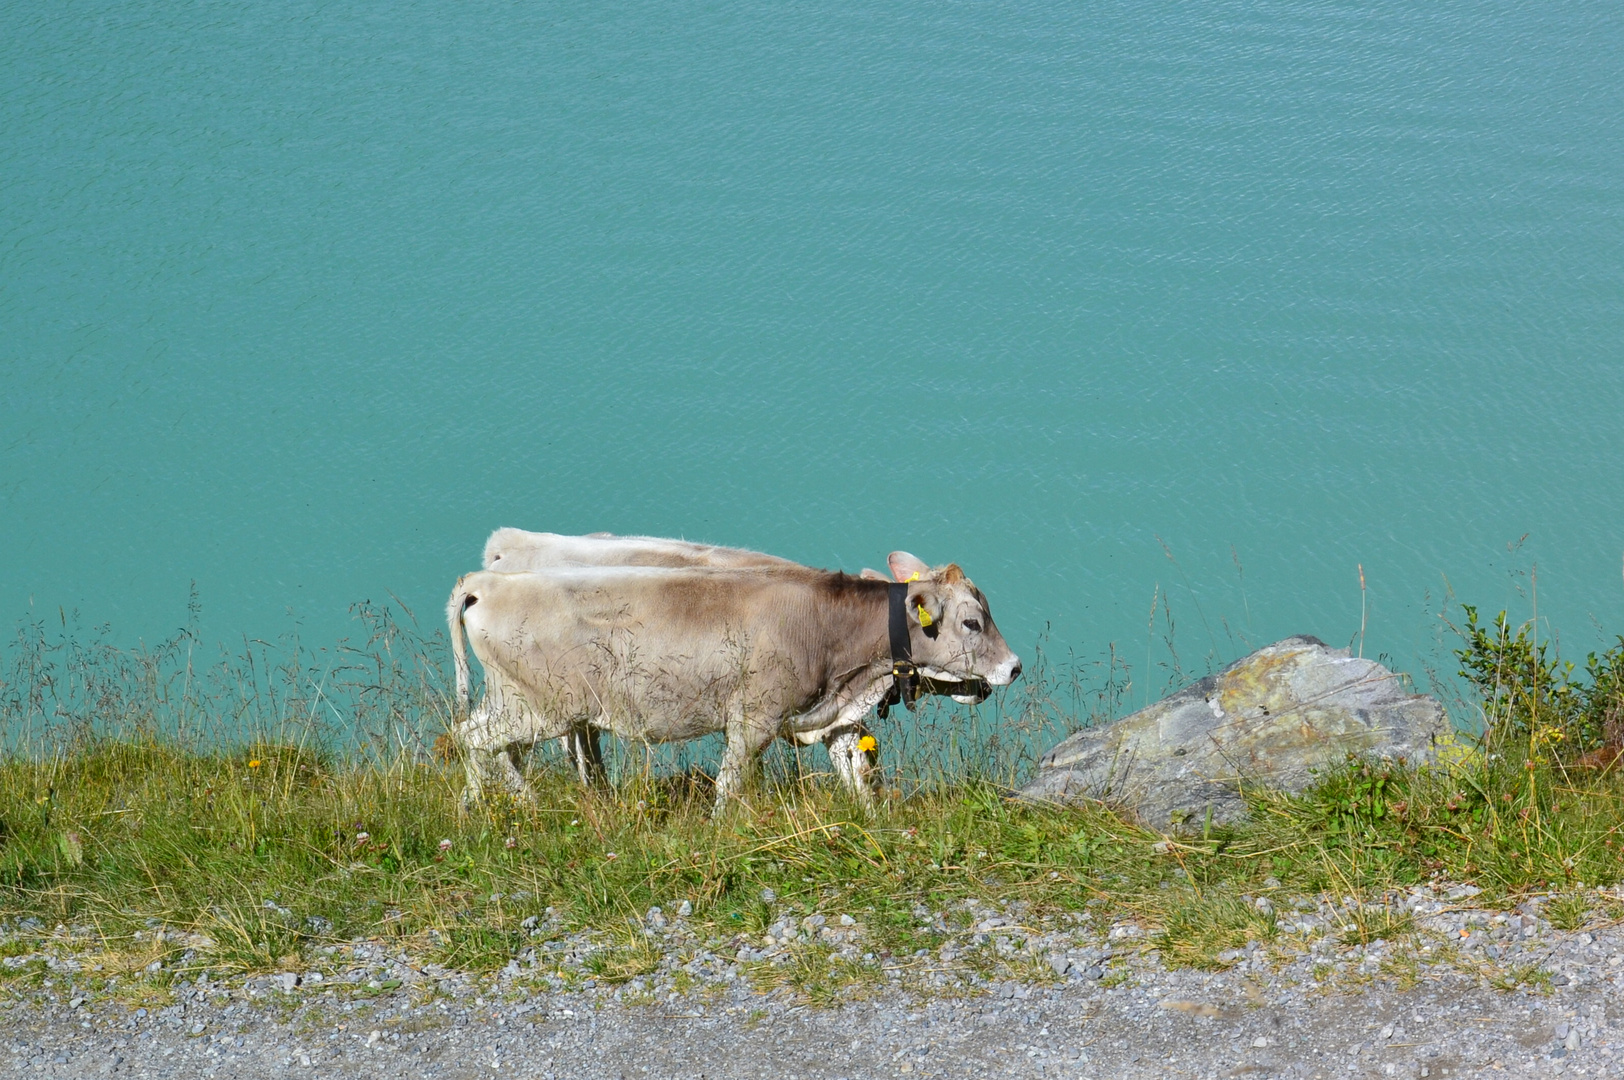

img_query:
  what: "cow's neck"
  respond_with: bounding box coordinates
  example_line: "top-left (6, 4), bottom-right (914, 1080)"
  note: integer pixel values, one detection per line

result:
top-left (817, 579), bottom-right (896, 699)
top-left (773, 581), bottom-right (898, 735)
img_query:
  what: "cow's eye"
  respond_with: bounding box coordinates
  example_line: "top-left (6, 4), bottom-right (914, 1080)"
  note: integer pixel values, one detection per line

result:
top-left (963, 618), bottom-right (982, 633)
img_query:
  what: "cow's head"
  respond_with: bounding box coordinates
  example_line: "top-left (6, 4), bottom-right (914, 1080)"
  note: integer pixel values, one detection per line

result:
top-left (885, 551), bottom-right (1021, 694)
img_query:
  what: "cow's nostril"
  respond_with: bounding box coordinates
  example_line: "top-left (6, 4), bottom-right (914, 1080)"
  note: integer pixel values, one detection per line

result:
top-left (1011, 660), bottom-right (1023, 680)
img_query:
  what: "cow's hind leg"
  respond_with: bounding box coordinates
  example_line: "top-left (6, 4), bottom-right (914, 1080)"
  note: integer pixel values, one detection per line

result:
top-left (457, 697), bottom-right (497, 810)
top-left (825, 725), bottom-right (879, 807)
top-left (458, 694), bottom-right (535, 809)
top-left (461, 742), bottom-right (502, 811)
top-left (460, 748), bottom-right (486, 811)
top-left (494, 744), bottom-right (537, 802)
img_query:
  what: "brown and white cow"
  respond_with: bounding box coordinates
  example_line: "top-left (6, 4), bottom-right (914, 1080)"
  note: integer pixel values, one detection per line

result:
top-left (446, 552), bottom-right (1020, 809)
top-left (480, 528), bottom-right (808, 783)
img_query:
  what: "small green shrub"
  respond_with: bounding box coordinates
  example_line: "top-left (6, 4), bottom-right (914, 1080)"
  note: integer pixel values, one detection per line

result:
top-left (1457, 606), bottom-right (1624, 752)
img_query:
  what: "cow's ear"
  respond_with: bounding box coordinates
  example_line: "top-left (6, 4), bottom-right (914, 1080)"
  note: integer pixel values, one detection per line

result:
top-left (859, 568), bottom-right (889, 581)
top-left (938, 563), bottom-right (965, 585)
top-left (887, 551), bottom-right (931, 582)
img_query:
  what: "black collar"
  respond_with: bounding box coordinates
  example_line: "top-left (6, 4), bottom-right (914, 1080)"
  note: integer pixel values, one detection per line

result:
top-left (878, 582), bottom-right (919, 718)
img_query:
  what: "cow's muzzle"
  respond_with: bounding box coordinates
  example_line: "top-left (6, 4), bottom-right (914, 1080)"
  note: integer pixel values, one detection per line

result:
top-left (918, 674), bottom-right (992, 705)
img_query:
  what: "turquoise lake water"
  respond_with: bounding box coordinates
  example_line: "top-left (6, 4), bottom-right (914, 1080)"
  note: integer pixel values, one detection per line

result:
top-left (4, 0), bottom-right (1622, 708)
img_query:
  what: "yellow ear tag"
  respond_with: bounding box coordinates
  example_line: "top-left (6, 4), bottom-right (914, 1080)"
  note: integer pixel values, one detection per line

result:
top-left (905, 571), bottom-right (921, 582)
top-left (916, 605), bottom-right (933, 627)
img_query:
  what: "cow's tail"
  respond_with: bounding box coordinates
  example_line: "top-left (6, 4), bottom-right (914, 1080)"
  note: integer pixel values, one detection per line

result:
top-left (446, 575), bottom-right (476, 720)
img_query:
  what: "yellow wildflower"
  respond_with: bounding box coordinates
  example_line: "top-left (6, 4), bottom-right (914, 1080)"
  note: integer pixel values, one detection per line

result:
top-left (857, 735), bottom-right (877, 754)
top-left (248, 759), bottom-right (262, 769)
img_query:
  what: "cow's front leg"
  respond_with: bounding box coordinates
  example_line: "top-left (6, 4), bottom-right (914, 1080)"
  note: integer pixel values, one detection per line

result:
top-left (715, 716), bottom-right (776, 812)
top-left (825, 725), bottom-right (879, 806)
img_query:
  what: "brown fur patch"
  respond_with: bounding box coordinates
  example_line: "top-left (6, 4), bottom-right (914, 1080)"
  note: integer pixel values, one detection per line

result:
top-left (938, 563), bottom-right (965, 584)
top-left (818, 572), bottom-right (890, 599)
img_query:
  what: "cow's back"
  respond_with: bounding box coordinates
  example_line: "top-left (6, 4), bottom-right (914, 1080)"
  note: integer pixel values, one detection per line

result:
top-left (482, 528), bottom-right (798, 573)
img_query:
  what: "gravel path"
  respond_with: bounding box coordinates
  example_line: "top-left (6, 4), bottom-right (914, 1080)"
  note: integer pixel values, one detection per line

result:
top-left (5, 884), bottom-right (1622, 1079)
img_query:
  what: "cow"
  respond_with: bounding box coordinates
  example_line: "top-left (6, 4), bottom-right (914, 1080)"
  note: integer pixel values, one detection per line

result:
top-left (480, 532), bottom-right (988, 692)
top-left (481, 529), bottom-right (806, 783)
top-left (447, 552), bottom-right (1020, 810)
top-left (475, 529), bottom-right (994, 784)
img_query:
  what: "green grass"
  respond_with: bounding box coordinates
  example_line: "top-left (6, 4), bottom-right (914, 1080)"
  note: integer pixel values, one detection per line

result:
top-left (0, 733), bottom-right (1621, 987)
top-left (1545, 891), bottom-right (1594, 932)
top-left (743, 944), bottom-right (878, 1005)
top-left (1151, 895), bottom-right (1276, 969)
top-left (1335, 906), bottom-right (1415, 948)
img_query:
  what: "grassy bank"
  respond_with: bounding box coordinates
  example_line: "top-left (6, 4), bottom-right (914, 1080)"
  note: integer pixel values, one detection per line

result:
top-left (2, 735), bottom-right (1622, 993)
top-left (1, 603), bottom-right (1622, 1002)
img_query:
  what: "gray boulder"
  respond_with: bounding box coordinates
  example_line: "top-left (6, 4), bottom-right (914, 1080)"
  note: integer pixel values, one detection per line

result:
top-left (1018, 636), bottom-right (1449, 831)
